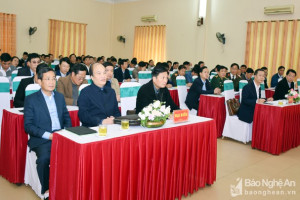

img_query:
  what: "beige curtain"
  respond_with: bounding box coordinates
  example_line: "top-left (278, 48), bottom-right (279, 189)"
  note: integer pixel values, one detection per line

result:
top-left (244, 20), bottom-right (300, 84)
top-left (133, 25), bottom-right (166, 63)
top-left (0, 13), bottom-right (16, 56)
top-left (48, 19), bottom-right (87, 58)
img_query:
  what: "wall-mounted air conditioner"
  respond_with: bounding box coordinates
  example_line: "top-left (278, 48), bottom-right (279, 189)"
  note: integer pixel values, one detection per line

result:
top-left (141, 15), bottom-right (157, 22)
top-left (264, 5), bottom-right (294, 15)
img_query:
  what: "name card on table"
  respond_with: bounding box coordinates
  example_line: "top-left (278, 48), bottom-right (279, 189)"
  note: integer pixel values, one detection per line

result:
top-left (173, 109), bottom-right (189, 123)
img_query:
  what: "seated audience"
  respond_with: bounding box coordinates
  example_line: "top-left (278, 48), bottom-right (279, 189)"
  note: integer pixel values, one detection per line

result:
top-left (97, 56), bottom-right (104, 64)
top-left (211, 65), bottom-right (228, 92)
top-left (24, 66), bottom-right (71, 197)
top-left (44, 55), bottom-right (51, 67)
top-left (17, 53), bottom-right (40, 76)
top-left (243, 68), bottom-right (254, 83)
top-left (129, 59), bottom-right (137, 68)
top-left (191, 64), bottom-right (201, 77)
top-left (82, 56), bottom-right (91, 75)
top-left (136, 65), bottom-right (179, 114)
top-left (271, 66), bottom-right (285, 87)
top-left (56, 57), bottom-right (70, 77)
top-left (167, 61), bottom-right (172, 71)
top-left (56, 63), bottom-right (88, 106)
top-left (76, 56), bottom-right (82, 64)
top-left (147, 59), bottom-right (155, 70)
top-left (273, 69), bottom-right (296, 100)
top-left (132, 61), bottom-right (147, 81)
top-left (171, 65), bottom-right (188, 87)
top-left (198, 61), bottom-right (205, 68)
top-left (11, 56), bottom-right (20, 68)
top-left (103, 62), bottom-right (120, 101)
top-left (170, 61), bottom-right (179, 71)
top-left (0, 53), bottom-right (16, 78)
top-left (18, 52), bottom-right (28, 67)
top-left (209, 65), bottom-right (218, 75)
top-left (78, 63), bottom-right (120, 127)
top-left (240, 64), bottom-right (247, 79)
top-left (238, 69), bottom-right (273, 123)
top-left (261, 66), bottom-right (269, 89)
top-left (183, 61), bottom-right (193, 84)
top-left (185, 67), bottom-right (221, 111)
top-left (114, 59), bottom-right (131, 82)
top-left (226, 63), bottom-right (241, 91)
top-left (69, 54), bottom-right (76, 68)
top-left (14, 63), bottom-right (49, 108)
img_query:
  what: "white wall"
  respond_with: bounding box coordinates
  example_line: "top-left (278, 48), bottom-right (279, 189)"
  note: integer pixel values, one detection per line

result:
top-left (0, 0), bottom-right (113, 58)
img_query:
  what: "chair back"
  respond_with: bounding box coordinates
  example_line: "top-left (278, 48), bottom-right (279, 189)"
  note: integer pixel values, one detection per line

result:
top-left (239, 80), bottom-right (248, 102)
top-left (56, 76), bottom-right (61, 81)
top-left (192, 76), bottom-right (198, 82)
top-left (297, 78), bottom-right (300, 92)
top-left (260, 83), bottom-right (266, 99)
top-left (25, 84), bottom-right (41, 96)
top-left (11, 70), bottom-right (18, 81)
top-left (85, 75), bottom-right (92, 84)
top-left (120, 82), bottom-right (141, 116)
top-left (78, 84), bottom-right (90, 95)
top-left (128, 68), bottom-right (134, 78)
top-left (224, 80), bottom-right (235, 100)
top-left (211, 72), bottom-right (217, 76)
top-left (12, 76), bottom-right (31, 98)
top-left (209, 75), bottom-right (215, 81)
top-left (0, 77), bottom-right (11, 132)
top-left (176, 76), bottom-right (188, 109)
top-left (138, 71), bottom-right (152, 86)
top-left (51, 60), bottom-right (59, 69)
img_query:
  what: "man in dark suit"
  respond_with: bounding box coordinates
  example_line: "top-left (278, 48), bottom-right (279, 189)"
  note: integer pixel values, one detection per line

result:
top-left (136, 65), bottom-right (179, 114)
top-left (114, 59), bottom-right (131, 82)
top-left (243, 68), bottom-right (254, 83)
top-left (261, 66), bottom-right (269, 89)
top-left (78, 63), bottom-right (120, 127)
top-left (185, 66), bottom-right (221, 111)
top-left (238, 69), bottom-right (273, 123)
top-left (271, 66), bottom-right (285, 87)
top-left (55, 57), bottom-right (70, 77)
top-left (273, 69), bottom-right (296, 100)
top-left (24, 66), bottom-right (71, 197)
top-left (240, 64), bottom-right (247, 80)
top-left (226, 63), bottom-right (241, 91)
top-left (17, 53), bottom-right (40, 77)
top-left (14, 63), bottom-right (49, 107)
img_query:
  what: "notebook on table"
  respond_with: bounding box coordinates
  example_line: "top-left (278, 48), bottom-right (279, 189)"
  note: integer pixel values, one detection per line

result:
top-left (66, 126), bottom-right (97, 136)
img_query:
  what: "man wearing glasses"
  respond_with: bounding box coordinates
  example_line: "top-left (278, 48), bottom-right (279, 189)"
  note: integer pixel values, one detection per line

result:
top-left (24, 66), bottom-right (71, 199)
top-left (56, 63), bottom-right (88, 105)
top-left (17, 53), bottom-right (40, 76)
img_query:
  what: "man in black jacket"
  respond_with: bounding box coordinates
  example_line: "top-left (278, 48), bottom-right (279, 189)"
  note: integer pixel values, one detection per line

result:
top-left (17, 53), bottom-right (40, 77)
top-left (136, 65), bottom-right (179, 114)
top-left (114, 59), bottom-right (131, 82)
top-left (273, 69), bottom-right (296, 100)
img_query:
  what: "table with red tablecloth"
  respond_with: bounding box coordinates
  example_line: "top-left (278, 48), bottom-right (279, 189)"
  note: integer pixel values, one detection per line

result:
top-left (49, 116), bottom-right (217, 200)
top-left (198, 94), bottom-right (240, 138)
top-left (252, 103), bottom-right (300, 155)
top-left (265, 88), bottom-right (275, 99)
top-left (0, 106), bottom-right (80, 183)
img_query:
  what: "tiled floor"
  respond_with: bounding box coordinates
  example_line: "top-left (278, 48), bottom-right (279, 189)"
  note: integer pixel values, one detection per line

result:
top-left (0, 138), bottom-right (299, 200)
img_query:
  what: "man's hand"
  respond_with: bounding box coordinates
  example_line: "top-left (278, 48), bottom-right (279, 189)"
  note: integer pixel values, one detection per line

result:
top-left (267, 97), bottom-right (273, 102)
top-left (214, 88), bottom-right (221, 94)
top-left (257, 99), bottom-right (266, 104)
top-left (49, 134), bottom-right (53, 140)
top-left (102, 116), bottom-right (115, 125)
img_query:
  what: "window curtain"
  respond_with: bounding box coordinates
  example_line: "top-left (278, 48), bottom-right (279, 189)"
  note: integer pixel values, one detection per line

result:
top-left (133, 25), bottom-right (166, 63)
top-left (48, 19), bottom-right (87, 58)
top-left (244, 20), bottom-right (300, 85)
top-left (0, 13), bottom-right (16, 56)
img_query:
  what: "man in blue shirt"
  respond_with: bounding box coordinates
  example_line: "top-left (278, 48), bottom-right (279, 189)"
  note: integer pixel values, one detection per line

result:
top-left (24, 66), bottom-right (71, 197)
top-left (271, 66), bottom-right (285, 87)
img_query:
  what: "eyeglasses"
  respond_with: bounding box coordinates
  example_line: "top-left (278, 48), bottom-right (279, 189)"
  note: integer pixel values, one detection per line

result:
top-left (75, 75), bottom-right (85, 81)
top-left (42, 78), bottom-right (56, 82)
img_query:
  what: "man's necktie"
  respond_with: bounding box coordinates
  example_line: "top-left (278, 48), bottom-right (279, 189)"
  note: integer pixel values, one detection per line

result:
top-left (259, 87), bottom-right (261, 99)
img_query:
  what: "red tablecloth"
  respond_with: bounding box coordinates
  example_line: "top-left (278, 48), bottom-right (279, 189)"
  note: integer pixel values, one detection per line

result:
top-left (265, 89), bottom-right (275, 99)
top-left (252, 104), bottom-right (300, 155)
top-left (0, 109), bottom-right (80, 183)
top-left (169, 89), bottom-right (179, 106)
top-left (198, 95), bottom-right (240, 138)
top-left (198, 95), bottom-right (226, 138)
top-left (49, 120), bottom-right (217, 200)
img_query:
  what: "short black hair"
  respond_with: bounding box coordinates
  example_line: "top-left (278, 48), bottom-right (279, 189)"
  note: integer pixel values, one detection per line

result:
top-left (254, 69), bottom-right (264, 75)
top-left (111, 57), bottom-right (117, 62)
top-left (103, 62), bottom-right (113, 68)
top-left (246, 68), bottom-right (254, 73)
top-left (199, 66), bottom-right (208, 73)
top-left (83, 56), bottom-right (89, 61)
top-left (23, 52), bottom-right (29, 56)
top-left (37, 65), bottom-right (54, 80)
top-left (71, 63), bottom-right (88, 75)
top-left (76, 56), bottom-right (82, 62)
top-left (97, 56), bottom-right (104, 62)
top-left (11, 56), bottom-right (19, 61)
top-left (28, 53), bottom-right (40, 62)
top-left (152, 65), bottom-right (169, 77)
top-left (278, 66), bottom-right (285, 71)
top-left (69, 53), bottom-right (76, 59)
top-left (36, 63), bottom-right (50, 76)
top-left (192, 64), bottom-right (201, 74)
top-left (198, 61), bottom-right (204, 66)
top-left (216, 65), bottom-right (226, 72)
top-left (167, 61), bottom-right (172, 64)
top-left (261, 66), bottom-right (268, 71)
top-left (240, 64), bottom-right (247, 69)
top-left (59, 57), bottom-right (70, 65)
top-left (130, 59), bottom-right (137, 65)
top-left (178, 65), bottom-right (187, 71)
top-left (119, 59), bottom-right (127, 66)
top-left (231, 63), bottom-right (239, 69)
top-left (173, 62), bottom-right (179, 66)
top-left (149, 59), bottom-right (153, 63)
top-left (0, 53), bottom-right (12, 62)
top-left (138, 61), bottom-right (146, 67)
top-left (44, 54), bottom-right (50, 58)
top-left (286, 69), bottom-right (297, 76)
top-left (183, 61), bottom-right (190, 66)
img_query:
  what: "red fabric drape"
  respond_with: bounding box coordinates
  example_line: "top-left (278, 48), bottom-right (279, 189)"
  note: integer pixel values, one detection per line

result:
top-left (169, 90), bottom-right (179, 106)
top-left (252, 104), bottom-right (300, 155)
top-left (50, 120), bottom-right (217, 200)
top-left (265, 89), bottom-right (275, 99)
top-left (0, 109), bottom-right (80, 183)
